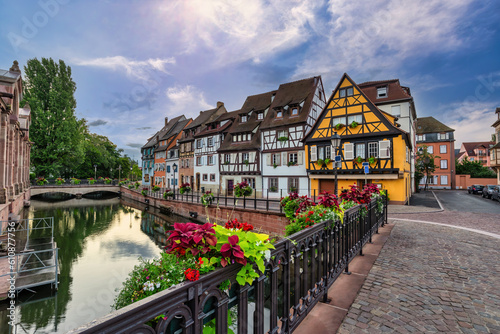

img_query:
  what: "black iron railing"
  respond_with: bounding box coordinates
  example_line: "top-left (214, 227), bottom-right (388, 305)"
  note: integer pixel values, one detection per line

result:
top-left (31, 178), bottom-right (121, 186)
top-left (69, 195), bottom-right (387, 334)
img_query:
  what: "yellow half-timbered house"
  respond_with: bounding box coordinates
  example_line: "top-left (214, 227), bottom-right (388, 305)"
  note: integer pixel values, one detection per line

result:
top-left (304, 74), bottom-right (412, 204)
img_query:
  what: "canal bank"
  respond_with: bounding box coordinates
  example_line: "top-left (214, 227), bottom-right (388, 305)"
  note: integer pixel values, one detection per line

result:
top-left (0, 197), bottom-right (188, 334)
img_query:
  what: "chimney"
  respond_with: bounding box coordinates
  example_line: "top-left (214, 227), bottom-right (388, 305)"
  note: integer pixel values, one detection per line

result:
top-left (217, 101), bottom-right (224, 108)
top-left (165, 117), bottom-right (168, 126)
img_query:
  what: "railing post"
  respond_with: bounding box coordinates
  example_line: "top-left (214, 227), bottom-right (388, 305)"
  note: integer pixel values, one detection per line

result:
top-left (266, 189), bottom-right (269, 212)
top-left (55, 248), bottom-right (59, 290)
top-left (254, 188), bottom-right (257, 210)
top-left (243, 195), bottom-right (246, 209)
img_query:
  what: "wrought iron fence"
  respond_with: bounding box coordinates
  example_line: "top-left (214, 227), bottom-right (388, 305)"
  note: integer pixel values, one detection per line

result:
top-left (69, 195), bottom-right (387, 334)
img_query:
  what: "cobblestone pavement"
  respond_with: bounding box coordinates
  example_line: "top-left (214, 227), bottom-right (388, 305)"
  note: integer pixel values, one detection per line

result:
top-left (389, 211), bottom-right (500, 235)
top-left (338, 221), bottom-right (500, 334)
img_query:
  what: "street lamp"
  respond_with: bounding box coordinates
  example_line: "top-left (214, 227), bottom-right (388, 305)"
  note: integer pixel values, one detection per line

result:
top-left (94, 164), bottom-right (97, 179)
top-left (173, 163), bottom-right (178, 199)
top-left (118, 165), bottom-right (122, 183)
top-left (330, 131), bottom-right (341, 196)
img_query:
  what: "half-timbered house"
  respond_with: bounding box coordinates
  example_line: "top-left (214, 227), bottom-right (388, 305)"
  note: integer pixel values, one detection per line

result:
top-left (193, 110), bottom-right (238, 193)
top-left (304, 73), bottom-right (412, 204)
top-left (260, 76), bottom-right (326, 197)
top-left (218, 91), bottom-right (276, 196)
top-left (178, 102), bottom-right (227, 190)
top-left (491, 107), bottom-right (500, 184)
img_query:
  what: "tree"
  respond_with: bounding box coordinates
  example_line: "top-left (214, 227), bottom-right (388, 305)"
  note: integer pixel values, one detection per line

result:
top-left (415, 145), bottom-right (440, 191)
top-left (22, 58), bottom-right (84, 177)
top-left (455, 157), bottom-right (496, 178)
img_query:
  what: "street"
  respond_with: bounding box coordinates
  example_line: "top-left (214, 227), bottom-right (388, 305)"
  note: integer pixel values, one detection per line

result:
top-left (433, 189), bottom-right (500, 214)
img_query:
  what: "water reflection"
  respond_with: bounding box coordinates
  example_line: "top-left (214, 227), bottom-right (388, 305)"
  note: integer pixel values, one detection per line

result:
top-left (0, 197), bottom-right (192, 333)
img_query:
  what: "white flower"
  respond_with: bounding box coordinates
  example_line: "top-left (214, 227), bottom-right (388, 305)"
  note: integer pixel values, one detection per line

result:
top-left (264, 250), bottom-right (271, 261)
top-left (156, 282), bottom-right (161, 288)
top-left (299, 268), bottom-right (303, 274)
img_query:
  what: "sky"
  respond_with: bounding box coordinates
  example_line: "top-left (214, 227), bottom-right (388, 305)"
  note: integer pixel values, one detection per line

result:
top-left (1, 0), bottom-right (499, 159)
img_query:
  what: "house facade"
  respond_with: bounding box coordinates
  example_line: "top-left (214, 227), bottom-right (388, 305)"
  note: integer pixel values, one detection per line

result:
top-left (178, 102), bottom-right (227, 190)
top-left (260, 76), bottom-right (326, 197)
top-left (193, 110), bottom-right (236, 193)
top-left (457, 141), bottom-right (494, 167)
top-left (218, 91), bottom-right (275, 196)
top-left (358, 79), bottom-right (417, 193)
top-left (415, 117), bottom-right (455, 189)
top-left (490, 107), bottom-right (500, 184)
top-left (0, 61), bottom-right (31, 208)
top-left (304, 73), bottom-right (412, 204)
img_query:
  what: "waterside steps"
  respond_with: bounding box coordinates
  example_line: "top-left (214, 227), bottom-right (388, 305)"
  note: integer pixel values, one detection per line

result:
top-left (0, 218), bottom-right (59, 299)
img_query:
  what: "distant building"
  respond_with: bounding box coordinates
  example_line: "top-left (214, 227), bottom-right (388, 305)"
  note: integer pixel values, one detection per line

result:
top-left (457, 141), bottom-right (494, 167)
top-left (415, 116), bottom-right (455, 189)
top-left (490, 107), bottom-right (500, 184)
top-left (0, 61), bottom-right (31, 223)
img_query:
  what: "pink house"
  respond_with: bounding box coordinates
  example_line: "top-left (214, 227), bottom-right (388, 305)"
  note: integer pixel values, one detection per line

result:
top-left (457, 142), bottom-right (494, 167)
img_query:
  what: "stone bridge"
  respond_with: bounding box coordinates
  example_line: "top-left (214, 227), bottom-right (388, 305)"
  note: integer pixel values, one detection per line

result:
top-left (31, 184), bottom-right (120, 197)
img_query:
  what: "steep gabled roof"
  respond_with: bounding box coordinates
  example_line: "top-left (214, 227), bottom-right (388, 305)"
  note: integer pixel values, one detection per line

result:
top-left (142, 115), bottom-right (186, 149)
top-left (304, 73), bottom-right (410, 147)
top-left (416, 117), bottom-right (454, 134)
top-left (260, 76), bottom-right (321, 130)
top-left (194, 109), bottom-right (239, 138)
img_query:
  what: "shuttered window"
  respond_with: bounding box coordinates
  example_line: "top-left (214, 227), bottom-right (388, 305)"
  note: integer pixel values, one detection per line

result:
top-left (379, 140), bottom-right (391, 158)
top-left (344, 143), bottom-right (354, 160)
top-left (310, 146), bottom-right (317, 161)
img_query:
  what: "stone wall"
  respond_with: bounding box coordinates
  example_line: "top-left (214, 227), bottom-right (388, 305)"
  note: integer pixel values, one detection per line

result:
top-left (120, 187), bottom-right (289, 236)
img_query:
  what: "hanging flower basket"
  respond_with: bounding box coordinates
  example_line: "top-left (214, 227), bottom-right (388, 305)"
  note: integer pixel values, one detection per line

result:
top-left (234, 181), bottom-right (252, 197)
top-left (180, 183), bottom-right (191, 194)
top-left (349, 121), bottom-right (359, 128)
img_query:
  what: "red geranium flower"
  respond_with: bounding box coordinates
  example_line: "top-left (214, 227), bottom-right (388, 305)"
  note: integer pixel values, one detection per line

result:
top-left (184, 268), bottom-right (200, 281)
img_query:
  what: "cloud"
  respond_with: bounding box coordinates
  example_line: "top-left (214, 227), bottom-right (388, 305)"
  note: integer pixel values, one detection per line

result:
top-left (293, 0), bottom-right (477, 80)
top-left (72, 56), bottom-right (176, 81)
top-left (157, 0), bottom-right (321, 66)
top-left (88, 119), bottom-right (108, 126)
top-left (136, 127), bottom-right (152, 130)
top-left (126, 143), bottom-right (144, 149)
top-left (165, 85), bottom-right (213, 115)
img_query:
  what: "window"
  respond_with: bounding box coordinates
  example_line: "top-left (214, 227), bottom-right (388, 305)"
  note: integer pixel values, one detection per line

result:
top-left (257, 112), bottom-right (263, 120)
top-left (377, 87), bottom-right (387, 98)
top-left (356, 143), bottom-right (365, 159)
top-left (269, 178), bottom-right (278, 192)
top-left (427, 146), bottom-right (434, 154)
top-left (186, 159), bottom-right (189, 168)
top-left (224, 154), bottom-right (231, 163)
top-left (276, 110), bottom-right (283, 118)
top-left (310, 146), bottom-right (317, 161)
top-left (391, 105), bottom-right (401, 117)
top-left (346, 87), bottom-right (354, 96)
top-left (344, 143), bottom-right (354, 160)
top-left (196, 139), bottom-right (203, 149)
top-left (167, 165), bottom-right (171, 173)
top-left (318, 146), bottom-right (324, 160)
top-left (368, 142), bottom-right (378, 158)
top-left (196, 156), bottom-right (203, 166)
top-left (379, 140), bottom-right (391, 159)
top-left (339, 89), bottom-right (346, 98)
top-left (440, 145), bottom-right (447, 154)
top-left (291, 107), bottom-right (299, 116)
top-left (288, 178), bottom-right (299, 193)
top-left (333, 116), bottom-right (345, 126)
top-left (243, 178), bottom-right (255, 188)
top-left (278, 130), bottom-right (288, 139)
top-left (325, 146), bottom-right (331, 159)
top-left (417, 134), bottom-right (425, 141)
top-left (207, 137), bottom-right (213, 147)
top-left (439, 133), bottom-right (449, 140)
top-left (242, 153), bottom-right (249, 162)
top-left (272, 153), bottom-right (281, 165)
top-left (241, 115), bottom-right (248, 123)
top-left (440, 159), bottom-right (448, 169)
top-left (210, 174), bottom-right (215, 182)
top-left (440, 175), bottom-right (448, 185)
top-left (208, 155), bottom-right (214, 165)
top-left (347, 115), bottom-right (362, 124)
top-left (232, 135), bottom-right (237, 142)
top-left (203, 174), bottom-right (208, 181)
top-left (289, 152), bottom-right (298, 164)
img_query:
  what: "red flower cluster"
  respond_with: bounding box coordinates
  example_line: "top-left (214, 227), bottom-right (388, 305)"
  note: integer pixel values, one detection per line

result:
top-left (224, 218), bottom-right (254, 231)
top-left (184, 268), bottom-right (200, 281)
top-left (180, 182), bottom-right (191, 188)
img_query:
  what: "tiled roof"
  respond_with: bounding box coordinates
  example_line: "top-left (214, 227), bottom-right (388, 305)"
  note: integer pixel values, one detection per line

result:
top-left (184, 105), bottom-right (221, 130)
top-left (416, 117), bottom-right (454, 134)
top-left (260, 76), bottom-right (320, 130)
top-left (142, 115), bottom-right (186, 149)
top-left (194, 109), bottom-right (239, 138)
top-left (358, 79), bottom-right (412, 104)
top-left (461, 142), bottom-right (494, 157)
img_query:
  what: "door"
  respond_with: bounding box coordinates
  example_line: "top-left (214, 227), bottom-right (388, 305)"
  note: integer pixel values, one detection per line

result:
top-left (227, 179), bottom-right (234, 196)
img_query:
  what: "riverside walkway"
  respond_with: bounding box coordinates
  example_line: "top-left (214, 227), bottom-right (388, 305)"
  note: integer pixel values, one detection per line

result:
top-left (295, 191), bottom-right (500, 334)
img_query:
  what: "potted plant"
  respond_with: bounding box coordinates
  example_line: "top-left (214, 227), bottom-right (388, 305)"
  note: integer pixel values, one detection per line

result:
top-left (163, 189), bottom-right (174, 198)
top-left (349, 121), bottom-right (358, 128)
top-left (104, 177), bottom-right (112, 184)
top-left (287, 161), bottom-right (297, 167)
top-left (141, 187), bottom-right (148, 196)
top-left (179, 182), bottom-right (191, 194)
top-left (36, 177), bottom-right (48, 186)
top-left (201, 191), bottom-right (214, 207)
top-left (368, 156), bottom-right (377, 165)
top-left (355, 156), bottom-right (364, 164)
top-left (277, 136), bottom-right (288, 143)
top-left (269, 186), bottom-right (277, 192)
top-left (234, 181), bottom-right (252, 197)
top-left (224, 161), bottom-right (230, 165)
top-left (55, 177), bottom-right (64, 185)
top-left (243, 160), bottom-right (249, 166)
top-left (334, 123), bottom-right (345, 130)
top-left (152, 185), bottom-right (160, 192)
top-left (70, 177), bottom-right (81, 185)
top-left (88, 177), bottom-right (96, 185)
top-left (134, 181), bottom-right (141, 189)
top-left (273, 163), bottom-right (278, 169)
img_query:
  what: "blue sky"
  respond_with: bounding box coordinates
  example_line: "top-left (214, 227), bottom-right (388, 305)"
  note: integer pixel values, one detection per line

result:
top-left (1, 0), bottom-right (499, 159)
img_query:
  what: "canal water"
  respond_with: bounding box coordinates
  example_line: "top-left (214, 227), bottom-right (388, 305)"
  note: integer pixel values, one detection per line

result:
top-left (0, 197), bottom-right (191, 334)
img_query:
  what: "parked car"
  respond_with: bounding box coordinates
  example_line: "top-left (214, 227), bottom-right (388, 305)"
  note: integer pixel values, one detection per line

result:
top-left (482, 185), bottom-right (498, 199)
top-left (468, 184), bottom-right (484, 194)
top-left (491, 186), bottom-right (500, 202)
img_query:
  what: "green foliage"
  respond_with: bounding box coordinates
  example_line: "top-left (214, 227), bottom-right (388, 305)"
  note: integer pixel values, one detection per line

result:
top-left (456, 157), bottom-right (497, 178)
top-left (277, 136), bottom-right (288, 142)
top-left (152, 185), bottom-right (160, 192)
top-left (350, 121), bottom-right (358, 128)
top-left (416, 145), bottom-right (440, 190)
top-left (201, 192), bottom-right (214, 207)
top-left (285, 205), bottom-right (344, 236)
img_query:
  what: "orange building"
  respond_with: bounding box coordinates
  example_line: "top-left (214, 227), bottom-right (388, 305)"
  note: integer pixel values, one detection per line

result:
top-left (416, 117), bottom-right (455, 189)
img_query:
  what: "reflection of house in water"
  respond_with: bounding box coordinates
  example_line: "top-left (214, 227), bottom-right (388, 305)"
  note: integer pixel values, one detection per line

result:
top-left (140, 210), bottom-right (192, 248)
